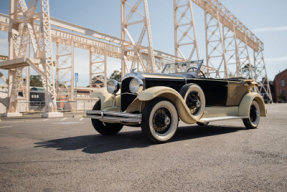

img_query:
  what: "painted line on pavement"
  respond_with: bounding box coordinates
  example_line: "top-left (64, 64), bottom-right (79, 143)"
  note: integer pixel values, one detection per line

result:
top-left (0, 126), bottom-right (13, 129)
top-left (53, 122), bottom-right (83, 125)
top-left (80, 118), bottom-right (83, 121)
top-left (60, 118), bottom-right (68, 121)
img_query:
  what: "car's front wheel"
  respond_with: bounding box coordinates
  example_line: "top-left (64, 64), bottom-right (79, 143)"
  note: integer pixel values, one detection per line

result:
top-left (243, 100), bottom-right (260, 129)
top-left (91, 101), bottom-right (123, 135)
top-left (141, 98), bottom-right (179, 143)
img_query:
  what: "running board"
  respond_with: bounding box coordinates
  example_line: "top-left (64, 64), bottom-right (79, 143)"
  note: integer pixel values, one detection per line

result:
top-left (201, 116), bottom-right (248, 123)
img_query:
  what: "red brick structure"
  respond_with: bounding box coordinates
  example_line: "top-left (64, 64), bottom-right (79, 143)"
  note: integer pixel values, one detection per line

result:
top-left (273, 69), bottom-right (287, 102)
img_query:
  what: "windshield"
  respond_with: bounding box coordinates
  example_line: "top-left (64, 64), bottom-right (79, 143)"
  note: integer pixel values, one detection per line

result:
top-left (162, 60), bottom-right (203, 74)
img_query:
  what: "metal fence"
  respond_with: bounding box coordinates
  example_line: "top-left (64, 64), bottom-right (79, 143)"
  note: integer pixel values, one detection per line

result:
top-left (5, 99), bottom-right (99, 115)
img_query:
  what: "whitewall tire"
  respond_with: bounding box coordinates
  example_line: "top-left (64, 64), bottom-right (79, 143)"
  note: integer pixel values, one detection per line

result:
top-left (141, 98), bottom-right (179, 143)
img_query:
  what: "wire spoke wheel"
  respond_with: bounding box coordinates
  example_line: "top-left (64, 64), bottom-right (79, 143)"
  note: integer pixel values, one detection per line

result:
top-left (152, 107), bottom-right (171, 134)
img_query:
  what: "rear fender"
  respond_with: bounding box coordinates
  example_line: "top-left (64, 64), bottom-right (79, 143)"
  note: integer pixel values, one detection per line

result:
top-left (238, 92), bottom-right (267, 117)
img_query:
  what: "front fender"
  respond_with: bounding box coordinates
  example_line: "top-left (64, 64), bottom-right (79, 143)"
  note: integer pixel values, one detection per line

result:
top-left (90, 88), bottom-right (120, 109)
top-left (238, 92), bottom-right (267, 117)
top-left (137, 86), bottom-right (198, 124)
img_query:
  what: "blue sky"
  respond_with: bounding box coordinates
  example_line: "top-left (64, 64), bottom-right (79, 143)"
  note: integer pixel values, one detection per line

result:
top-left (0, 0), bottom-right (287, 86)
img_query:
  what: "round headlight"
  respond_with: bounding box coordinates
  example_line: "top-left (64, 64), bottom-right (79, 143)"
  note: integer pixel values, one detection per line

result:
top-left (129, 78), bottom-right (143, 93)
top-left (107, 79), bottom-right (120, 94)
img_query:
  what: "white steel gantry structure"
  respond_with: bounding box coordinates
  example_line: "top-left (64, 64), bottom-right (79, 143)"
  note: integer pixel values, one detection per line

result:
top-left (121, 0), bottom-right (157, 75)
top-left (174, 0), bottom-right (200, 62)
top-left (175, 0), bottom-right (272, 102)
top-left (56, 40), bottom-right (74, 103)
top-left (0, 0), bottom-right (273, 116)
top-left (0, 0), bottom-right (62, 117)
top-left (0, 0), bottom-right (179, 115)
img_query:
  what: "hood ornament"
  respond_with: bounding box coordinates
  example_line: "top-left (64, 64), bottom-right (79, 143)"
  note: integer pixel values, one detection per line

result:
top-left (130, 68), bottom-right (136, 73)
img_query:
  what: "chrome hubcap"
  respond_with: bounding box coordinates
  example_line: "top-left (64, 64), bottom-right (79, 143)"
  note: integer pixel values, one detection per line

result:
top-left (152, 107), bottom-right (172, 134)
top-left (164, 116), bottom-right (170, 125)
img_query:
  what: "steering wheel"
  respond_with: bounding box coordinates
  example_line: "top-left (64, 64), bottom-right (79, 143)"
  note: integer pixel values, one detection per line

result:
top-left (187, 67), bottom-right (206, 78)
top-left (187, 67), bottom-right (197, 72)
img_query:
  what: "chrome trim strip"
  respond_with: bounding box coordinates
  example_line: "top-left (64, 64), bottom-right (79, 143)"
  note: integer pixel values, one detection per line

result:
top-left (201, 116), bottom-right (249, 123)
top-left (121, 92), bottom-right (137, 96)
top-left (87, 110), bottom-right (142, 123)
top-left (122, 72), bottom-right (145, 83)
top-left (183, 75), bottom-right (187, 85)
top-left (87, 110), bottom-right (142, 118)
top-left (87, 115), bottom-right (141, 123)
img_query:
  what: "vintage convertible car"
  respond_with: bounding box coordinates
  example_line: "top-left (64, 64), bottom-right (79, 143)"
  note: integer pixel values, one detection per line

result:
top-left (86, 60), bottom-right (266, 143)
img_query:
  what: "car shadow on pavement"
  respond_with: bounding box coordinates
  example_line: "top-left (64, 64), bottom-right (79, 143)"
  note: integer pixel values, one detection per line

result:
top-left (173, 125), bottom-right (246, 142)
top-left (35, 125), bottom-right (246, 154)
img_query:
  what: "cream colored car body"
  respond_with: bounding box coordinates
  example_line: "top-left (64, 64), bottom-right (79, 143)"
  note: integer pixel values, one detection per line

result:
top-left (91, 86), bottom-right (266, 125)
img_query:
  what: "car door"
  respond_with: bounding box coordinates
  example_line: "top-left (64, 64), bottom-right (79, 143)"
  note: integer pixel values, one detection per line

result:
top-left (187, 78), bottom-right (228, 106)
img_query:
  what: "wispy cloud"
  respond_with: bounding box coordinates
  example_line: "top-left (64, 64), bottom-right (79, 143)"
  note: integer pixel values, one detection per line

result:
top-left (252, 26), bottom-right (287, 33)
top-left (264, 56), bottom-right (287, 63)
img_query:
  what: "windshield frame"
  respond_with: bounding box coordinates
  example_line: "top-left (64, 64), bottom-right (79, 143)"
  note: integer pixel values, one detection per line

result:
top-left (161, 60), bottom-right (204, 74)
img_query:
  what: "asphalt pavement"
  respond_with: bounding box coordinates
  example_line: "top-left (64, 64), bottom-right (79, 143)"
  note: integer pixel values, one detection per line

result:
top-left (0, 103), bottom-right (286, 191)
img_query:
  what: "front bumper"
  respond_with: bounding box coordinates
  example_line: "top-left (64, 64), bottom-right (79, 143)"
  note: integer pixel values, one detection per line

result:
top-left (86, 110), bottom-right (142, 123)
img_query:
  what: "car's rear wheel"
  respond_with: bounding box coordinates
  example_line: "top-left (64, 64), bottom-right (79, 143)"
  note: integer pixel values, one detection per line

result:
top-left (91, 101), bottom-right (123, 135)
top-left (180, 83), bottom-right (206, 120)
top-left (141, 98), bottom-right (179, 143)
top-left (243, 100), bottom-right (260, 129)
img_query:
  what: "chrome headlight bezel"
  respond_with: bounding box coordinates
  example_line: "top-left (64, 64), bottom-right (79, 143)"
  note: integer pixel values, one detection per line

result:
top-left (129, 77), bottom-right (143, 93)
top-left (107, 79), bottom-right (120, 94)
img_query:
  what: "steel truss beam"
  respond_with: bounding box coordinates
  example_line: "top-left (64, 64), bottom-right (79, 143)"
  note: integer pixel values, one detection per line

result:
top-left (121, 0), bottom-right (156, 76)
top-left (254, 50), bottom-right (273, 103)
top-left (0, 13), bottom-right (179, 64)
top-left (90, 47), bottom-right (107, 88)
top-left (192, 0), bottom-right (263, 52)
top-left (1, 11), bottom-right (178, 94)
top-left (199, 0), bottom-right (272, 101)
top-left (222, 26), bottom-right (238, 77)
top-left (236, 36), bottom-right (253, 79)
top-left (205, 11), bottom-right (227, 78)
top-left (222, 26), bottom-right (252, 78)
top-left (3, 0), bottom-right (58, 115)
top-left (56, 41), bottom-right (74, 104)
top-left (174, 0), bottom-right (200, 62)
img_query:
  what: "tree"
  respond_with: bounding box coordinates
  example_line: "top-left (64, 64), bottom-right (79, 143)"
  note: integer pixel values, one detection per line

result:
top-left (30, 75), bottom-right (42, 87)
top-left (278, 93), bottom-right (286, 102)
top-left (109, 70), bottom-right (121, 82)
top-left (88, 75), bottom-right (105, 88)
top-left (92, 75), bottom-right (104, 84)
top-left (242, 64), bottom-right (261, 79)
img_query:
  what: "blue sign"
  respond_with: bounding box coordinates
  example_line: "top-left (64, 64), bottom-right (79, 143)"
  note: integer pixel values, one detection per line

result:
top-left (75, 73), bottom-right (78, 82)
